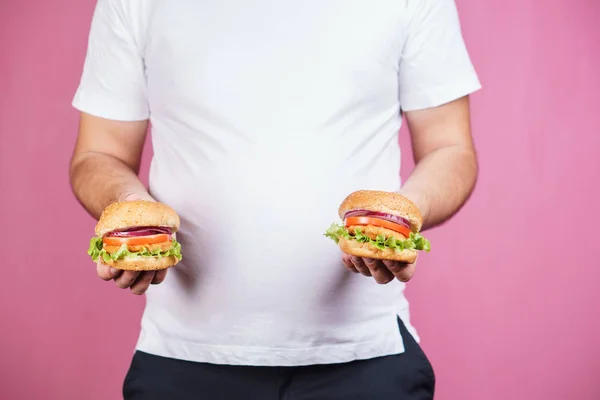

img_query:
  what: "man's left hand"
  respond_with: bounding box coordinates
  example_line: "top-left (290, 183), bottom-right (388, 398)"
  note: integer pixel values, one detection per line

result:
top-left (341, 254), bottom-right (416, 284)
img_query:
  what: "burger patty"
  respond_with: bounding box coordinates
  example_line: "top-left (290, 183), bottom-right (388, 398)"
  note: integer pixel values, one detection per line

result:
top-left (103, 240), bottom-right (173, 254)
top-left (347, 225), bottom-right (407, 241)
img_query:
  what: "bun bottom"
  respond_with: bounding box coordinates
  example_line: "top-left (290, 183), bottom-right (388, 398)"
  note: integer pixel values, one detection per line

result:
top-left (101, 255), bottom-right (180, 271)
top-left (339, 238), bottom-right (417, 264)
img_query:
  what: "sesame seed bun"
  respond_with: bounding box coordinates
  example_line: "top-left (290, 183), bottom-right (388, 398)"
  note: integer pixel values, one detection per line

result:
top-left (95, 200), bottom-right (180, 237)
top-left (100, 255), bottom-right (180, 271)
top-left (338, 190), bottom-right (423, 232)
top-left (339, 238), bottom-right (417, 264)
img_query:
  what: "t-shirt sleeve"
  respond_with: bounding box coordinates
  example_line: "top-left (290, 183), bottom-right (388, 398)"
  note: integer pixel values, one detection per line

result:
top-left (72, 0), bottom-right (149, 121)
top-left (398, 0), bottom-right (481, 112)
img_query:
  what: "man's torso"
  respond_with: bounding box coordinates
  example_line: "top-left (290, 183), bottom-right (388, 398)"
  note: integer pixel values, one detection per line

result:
top-left (109, 0), bottom-right (419, 366)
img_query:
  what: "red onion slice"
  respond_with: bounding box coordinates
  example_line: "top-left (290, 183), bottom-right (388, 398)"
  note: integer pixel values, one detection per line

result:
top-left (106, 226), bottom-right (172, 237)
top-left (343, 210), bottom-right (411, 229)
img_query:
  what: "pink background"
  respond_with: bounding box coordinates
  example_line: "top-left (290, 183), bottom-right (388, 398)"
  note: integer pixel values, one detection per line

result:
top-left (1, 0), bottom-right (599, 399)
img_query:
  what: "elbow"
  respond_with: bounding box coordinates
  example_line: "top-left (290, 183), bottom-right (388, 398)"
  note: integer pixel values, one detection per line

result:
top-left (68, 152), bottom-right (87, 198)
top-left (68, 151), bottom-right (97, 194)
top-left (460, 145), bottom-right (479, 197)
top-left (68, 154), bottom-right (79, 192)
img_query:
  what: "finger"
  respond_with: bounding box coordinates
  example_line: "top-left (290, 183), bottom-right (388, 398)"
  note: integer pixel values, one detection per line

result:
top-left (114, 271), bottom-right (141, 289)
top-left (97, 262), bottom-right (122, 281)
top-left (383, 260), bottom-right (416, 282)
top-left (151, 269), bottom-right (168, 284)
top-left (351, 256), bottom-right (372, 277)
top-left (341, 254), bottom-right (359, 273)
top-left (130, 272), bottom-right (156, 295)
top-left (364, 258), bottom-right (395, 284)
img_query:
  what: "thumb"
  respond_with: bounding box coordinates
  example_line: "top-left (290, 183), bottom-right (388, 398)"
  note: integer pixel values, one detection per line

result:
top-left (120, 192), bottom-right (156, 202)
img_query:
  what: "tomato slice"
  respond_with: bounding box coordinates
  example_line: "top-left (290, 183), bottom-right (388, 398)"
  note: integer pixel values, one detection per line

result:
top-left (344, 216), bottom-right (412, 238)
top-left (102, 234), bottom-right (170, 246)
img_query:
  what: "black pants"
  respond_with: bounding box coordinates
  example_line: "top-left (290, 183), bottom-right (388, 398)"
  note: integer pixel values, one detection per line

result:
top-left (123, 318), bottom-right (435, 399)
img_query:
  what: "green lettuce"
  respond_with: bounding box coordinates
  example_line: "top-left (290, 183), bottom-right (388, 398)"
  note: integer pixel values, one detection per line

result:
top-left (87, 237), bottom-right (183, 263)
top-left (324, 223), bottom-right (431, 252)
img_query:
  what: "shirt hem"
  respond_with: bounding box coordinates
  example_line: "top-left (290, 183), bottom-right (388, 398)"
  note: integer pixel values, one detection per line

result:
top-left (135, 340), bottom-right (406, 367)
top-left (134, 316), bottom-right (408, 367)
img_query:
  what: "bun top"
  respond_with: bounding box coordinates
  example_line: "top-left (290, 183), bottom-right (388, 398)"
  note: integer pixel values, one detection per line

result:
top-left (338, 190), bottom-right (423, 232)
top-left (95, 200), bottom-right (181, 237)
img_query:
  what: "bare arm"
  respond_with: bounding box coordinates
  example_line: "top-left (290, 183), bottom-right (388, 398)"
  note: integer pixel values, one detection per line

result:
top-left (399, 96), bottom-right (478, 231)
top-left (69, 112), bottom-right (165, 294)
top-left (69, 112), bottom-right (153, 219)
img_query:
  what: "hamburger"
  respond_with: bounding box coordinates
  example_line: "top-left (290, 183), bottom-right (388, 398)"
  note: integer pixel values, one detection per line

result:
top-left (324, 190), bottom-right (431, 263)
top-left (87, 200), bottom-right (182, 271)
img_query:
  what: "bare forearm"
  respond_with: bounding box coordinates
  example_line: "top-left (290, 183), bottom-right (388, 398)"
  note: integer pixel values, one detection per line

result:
top-left (400, 146), bottom-right (478, 231)
top-left (69, 152), bottom-right (151, 219)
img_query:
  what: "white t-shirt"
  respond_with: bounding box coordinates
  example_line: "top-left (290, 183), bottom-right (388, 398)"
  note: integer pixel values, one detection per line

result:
top-left (73, 0), bottom-right (481, 366)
